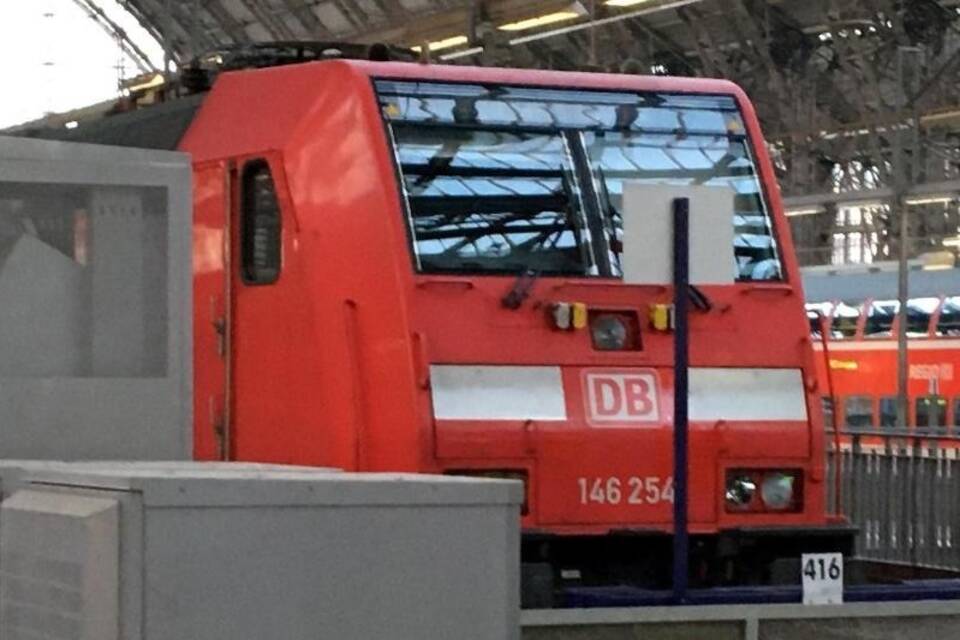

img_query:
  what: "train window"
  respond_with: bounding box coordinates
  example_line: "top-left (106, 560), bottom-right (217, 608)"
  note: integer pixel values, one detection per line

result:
top-left (863, 299), bottom-right (897, 337)
top-left (821, 396), bottom-right (835, 430)
top-left (843, 396), bottom-right (873, 429)
top-left (831, 302), bottom-right (860, 339)
top-left (807, 310), bottom-right (821, 338)
top-left (806, 302), bottom-right (831, 338)
top-left (377, 80), bottom-right (782, 280)
top-left (585, 132), bottom-right (782, 281)
top-left (915, 395), bottom-right (948, 431)
top-left (385, 125), bottom-right (589, 275)
top-left (907, 297), bottom-right (938, 337)
top-left (879, 397), bottom-right (898, 429)
top-left (936, 297), bottom-right (960, 336)
top-left (240, 160), bottom-right (281, 285)
top-left (953, 398), bottom-right (960, 427)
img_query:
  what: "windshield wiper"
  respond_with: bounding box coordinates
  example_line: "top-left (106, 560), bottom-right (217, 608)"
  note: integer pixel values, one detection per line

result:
top-left (501, 268), bottom-right (538, 310)
top-left (688, 284), bottom-right (712, 312)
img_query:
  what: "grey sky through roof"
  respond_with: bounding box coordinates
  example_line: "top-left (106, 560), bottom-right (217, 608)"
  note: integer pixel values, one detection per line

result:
top-left (0, 0), bottom-right (163, 128)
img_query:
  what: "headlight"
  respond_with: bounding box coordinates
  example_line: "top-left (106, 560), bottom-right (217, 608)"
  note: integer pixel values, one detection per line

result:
top-left (725, 469), bottom-right (802, 512)
top-left (590, 314), bottom-right (628, 350)
top-left (761, 472), bottom-right (796, 510)
top-left (725, 474), bottom-right (756, 508)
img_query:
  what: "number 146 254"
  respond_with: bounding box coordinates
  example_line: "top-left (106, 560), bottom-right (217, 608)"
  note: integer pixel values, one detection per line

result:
top-left (577, 476), bottom-right (674, 505)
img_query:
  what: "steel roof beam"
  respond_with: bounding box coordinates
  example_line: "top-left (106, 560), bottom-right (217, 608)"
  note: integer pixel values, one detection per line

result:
top-left (238, 0), bottom-right (299, 40)
top-left (74, 0), bottom-right (158, 73)
top-left (356, 0), bottom-right (576, 47)
top-left (123, 0), bottom-right (224, 59)
top-left (199, 0), bottom-right (253, 45)
top-left (275, 0), bottom-right (333, 38)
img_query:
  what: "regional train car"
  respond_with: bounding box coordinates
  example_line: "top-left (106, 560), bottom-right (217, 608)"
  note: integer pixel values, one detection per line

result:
top-left (27, 45), bottom-right (853, 599)
top-left (805, 265), bottom-right (960, 440)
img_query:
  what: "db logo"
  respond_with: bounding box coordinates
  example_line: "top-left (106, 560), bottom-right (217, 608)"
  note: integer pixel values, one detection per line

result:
top-left (583, 370), bottom-right (660, 425)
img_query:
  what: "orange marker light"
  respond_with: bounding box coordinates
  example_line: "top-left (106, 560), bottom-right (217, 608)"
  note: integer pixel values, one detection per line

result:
top-left (572, 302), bottom-right (588, 330)
top-left (650, 304), bottom-right (673, 331)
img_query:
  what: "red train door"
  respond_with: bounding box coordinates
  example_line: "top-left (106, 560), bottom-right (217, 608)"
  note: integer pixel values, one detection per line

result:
top-left (226, 154), bottom-right (320, 465)
top-left (192, 161), bottom-right (232, 461)
top-left (227, 156), bottom-right (284, 462)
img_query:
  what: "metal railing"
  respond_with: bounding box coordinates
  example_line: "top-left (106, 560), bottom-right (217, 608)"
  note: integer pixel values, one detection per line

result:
top-left (829, 432), bottom-right (960, 571)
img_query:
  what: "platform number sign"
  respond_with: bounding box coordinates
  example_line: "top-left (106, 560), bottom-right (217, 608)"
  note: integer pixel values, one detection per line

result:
top-left (801, 553), bottom-right (843, 605)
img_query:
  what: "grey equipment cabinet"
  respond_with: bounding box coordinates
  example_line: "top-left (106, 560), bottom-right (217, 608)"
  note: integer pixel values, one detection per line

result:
top-left (0, 137), bottom-right (193, 460)
top-left (0, 463), bottom-right (522, 640)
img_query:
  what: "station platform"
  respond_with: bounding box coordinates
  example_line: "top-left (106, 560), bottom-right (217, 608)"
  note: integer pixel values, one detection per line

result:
top-left (522, 600), bottom-right (960, 640)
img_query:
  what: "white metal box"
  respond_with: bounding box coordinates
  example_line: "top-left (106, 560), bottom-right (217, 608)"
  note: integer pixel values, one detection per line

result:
top-left (0, 463), bottom-right (521, 640)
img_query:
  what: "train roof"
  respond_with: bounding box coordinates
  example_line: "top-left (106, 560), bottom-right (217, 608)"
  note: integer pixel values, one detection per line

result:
top-left (11, 93), bottom-right (205, 151)
top-left (803, 266), bottom-right (960, 302)
top-left (9, 57), bottom-right (750, 155)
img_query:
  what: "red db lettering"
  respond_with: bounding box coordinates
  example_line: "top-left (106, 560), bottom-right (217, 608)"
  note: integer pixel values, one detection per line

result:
top-left (592, 377), bottom-right (623, 416)
top-left (583, 370), bottom-right (660, 425)
top-left (624, 378), bottom-right (653, 416)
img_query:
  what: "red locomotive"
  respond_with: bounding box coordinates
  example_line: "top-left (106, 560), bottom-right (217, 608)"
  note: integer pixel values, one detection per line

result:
top-left (46, 45), bottom-right (853, 597)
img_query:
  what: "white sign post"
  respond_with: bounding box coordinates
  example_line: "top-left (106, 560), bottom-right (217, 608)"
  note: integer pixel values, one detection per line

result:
top-left (621, 183), bottom-right (736, 285)
top-left (801, 553), bottom-right (844, 605)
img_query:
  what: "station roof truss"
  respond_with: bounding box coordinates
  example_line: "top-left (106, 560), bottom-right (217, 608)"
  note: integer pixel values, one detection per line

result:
top-left (75, 0), bottom-right (960, 267)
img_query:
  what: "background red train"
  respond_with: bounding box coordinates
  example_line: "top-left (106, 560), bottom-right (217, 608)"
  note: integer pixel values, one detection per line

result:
top-left (805, 267), bottom-right (960, 447)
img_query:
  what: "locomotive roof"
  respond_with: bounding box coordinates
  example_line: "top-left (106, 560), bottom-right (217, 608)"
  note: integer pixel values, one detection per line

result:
top-left (10, 59), bottom-right (750, 156)
top-left (12, 93), bottom-right (205, 151)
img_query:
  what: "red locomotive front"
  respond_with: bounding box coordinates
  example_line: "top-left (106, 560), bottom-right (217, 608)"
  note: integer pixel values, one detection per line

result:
top-left (180, 59), bottom-right (853, 595)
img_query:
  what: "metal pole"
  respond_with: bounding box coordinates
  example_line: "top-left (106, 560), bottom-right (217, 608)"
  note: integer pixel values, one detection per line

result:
top-left (589, 0), bottom-right (597, 67)
top-left (818, 315), bottom-right (842, 515)
top-left (895, 47), bottom-right (911, 432)
top-left (163, 0), bottom-right (174, 77)
top-left (672, 197), bottom-right (690, 603)
top-left (895, 46), bottom-right (922, 567)
top-left (896, 194), bottom-right (909, 430)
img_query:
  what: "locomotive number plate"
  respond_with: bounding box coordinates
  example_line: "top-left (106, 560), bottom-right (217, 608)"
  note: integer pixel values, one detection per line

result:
top-left (577, 476), bottom-right (674, 506)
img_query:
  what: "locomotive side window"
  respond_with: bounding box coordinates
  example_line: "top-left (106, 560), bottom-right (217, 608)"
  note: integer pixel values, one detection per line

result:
top-left (879, 397), bottom-right (898, 429)
top-left (240, 160), bottom-right (281, 285)
top-left (376, 80), bottom-right (782, 281)
top-left (843, 396), bottom-right (873, 429)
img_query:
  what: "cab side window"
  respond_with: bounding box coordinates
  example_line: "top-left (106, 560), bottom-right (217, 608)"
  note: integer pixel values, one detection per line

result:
top-left (240, 160), bottom-right (282, 285)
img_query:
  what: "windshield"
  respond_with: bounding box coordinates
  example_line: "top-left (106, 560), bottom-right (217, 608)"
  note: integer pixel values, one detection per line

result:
top-left (376, 80), bottom-right (782, 281)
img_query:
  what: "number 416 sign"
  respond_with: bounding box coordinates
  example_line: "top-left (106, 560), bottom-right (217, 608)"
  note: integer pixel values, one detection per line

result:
top-left (801, 553), bottom-right (843, 605)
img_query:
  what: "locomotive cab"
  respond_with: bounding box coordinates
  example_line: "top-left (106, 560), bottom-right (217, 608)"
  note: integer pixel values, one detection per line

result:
top-left (172, 59), bottom-right (857, 596)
